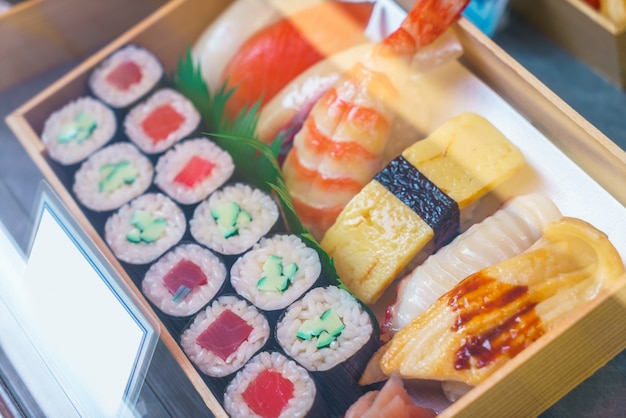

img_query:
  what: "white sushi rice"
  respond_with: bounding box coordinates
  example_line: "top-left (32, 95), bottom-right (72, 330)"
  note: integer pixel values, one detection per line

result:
top-left (190, 183), bottom-right (279, 255)
top-left (89, 44), bottom-right (163, 108)
top-left (73, 142), bottom-right (153, 211)
top-left (154, 137), bottom-right (235, 205)
top-left (142, 243), bottom-right (227, 317)
top-left (224, 351), bottom-right (316, 418)
top-left (104, 193), bottom-right (186, 264)
top-left (180, 296), bottom-right (269, 377)
top-left (276, 286), bottom-right (373, 372)
top-left (125, 88), bottom-right (200, 154)
top-left (230, 234), bottom-right (321, 311)
top-left (41, 96), bottom-right (116, 165)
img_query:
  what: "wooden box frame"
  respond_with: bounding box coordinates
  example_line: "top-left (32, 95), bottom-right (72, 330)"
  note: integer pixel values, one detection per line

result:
top-left (510, 0), bottom-right (626, 88)
top-left (6, 0), bottom-right (626, 416)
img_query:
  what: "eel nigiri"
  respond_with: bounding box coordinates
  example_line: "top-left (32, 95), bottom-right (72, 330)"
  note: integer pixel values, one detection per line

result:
top-left (321, 112), bottom-right (525, 304)
top-left (384, 193), bottom-right (562, 335)
top-left (377, 217), bottom-right (624, 386)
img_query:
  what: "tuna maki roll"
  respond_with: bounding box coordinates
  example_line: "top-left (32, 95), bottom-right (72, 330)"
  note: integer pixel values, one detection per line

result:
top-left (88, 44), bottom-right (163, 109)
top-left (154, 138), bottom-right (235, 205)
top-left (125, 88), bottom-right (200, 155)
top-left (230, 234), bottom-right (321, 311)
top-left (41, 96), bottom-right (116, 165)
top-left (190, 183), bottom-right (279, 255)
top-left (142, 243), bottom-right (227, 317)
top-left (181, 295), bottom-right (270, 378)
top-left (73, 142), bottom-right (153, 212)
top-left (224, 351), bottom-right (321, 418)
top-left (104, 193), bottom-right (185, 264)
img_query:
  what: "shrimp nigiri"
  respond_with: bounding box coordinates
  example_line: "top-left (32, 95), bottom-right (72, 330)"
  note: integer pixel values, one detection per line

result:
top-left (282, 0), bottom-right (470, 239)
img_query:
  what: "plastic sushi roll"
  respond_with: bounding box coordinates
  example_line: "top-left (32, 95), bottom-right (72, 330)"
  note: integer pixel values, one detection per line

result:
top-left (104, 193), bottom-right (185, 264)
top-left (124, 88), bottom-right (200, 155)
top-left (224, 351), bottom-right (326, 418)
top-left (275, 285), bottom-right (378, 416)
top-left (41, 96), bottom-right (117, 165)
top-left (230, 234), bottom-right (322, 311)
top-left (180, 295), bottom-right (270, 378)
top-left (190, 183), bottom-right (280, 256)
top-left (141, 243), bottom-right (227, 317)
top-left (154, 137), bottom-right (235, 205)
top-left (73, 142), bottom-right (154, 212)
top-left (88, 44), bottom-right (164, 109)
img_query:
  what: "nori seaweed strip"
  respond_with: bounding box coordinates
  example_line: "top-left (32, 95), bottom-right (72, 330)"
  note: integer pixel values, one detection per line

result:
top-left (375, 155), bottom-right (460, 247)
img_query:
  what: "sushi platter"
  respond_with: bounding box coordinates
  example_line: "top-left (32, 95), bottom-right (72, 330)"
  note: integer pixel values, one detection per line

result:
top-left (5, 0), bottom-right (626, 416)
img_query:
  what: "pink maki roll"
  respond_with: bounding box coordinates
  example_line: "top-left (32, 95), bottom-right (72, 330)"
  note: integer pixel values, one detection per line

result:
top-left (154, 137), bottom-right (235, 205)
top-left (125, 88), bottom-right (200, 155)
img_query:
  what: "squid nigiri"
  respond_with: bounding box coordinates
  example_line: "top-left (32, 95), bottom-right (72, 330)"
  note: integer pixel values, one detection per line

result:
top-left (384, 193), bottom-right (562, 335)
top-left (282, 0), bottom-right (471, 239)
top-left (377, 217), bottom-right (624, 386)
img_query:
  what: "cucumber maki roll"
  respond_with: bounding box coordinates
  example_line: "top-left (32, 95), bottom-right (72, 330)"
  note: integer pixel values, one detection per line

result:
top-left (154, 137), bottom-right (235, 205)
top-left (181, 295), bottom-right (269, 378)
top-left (41, 96), bottom-right (116, 165)
top-left (88, 44), bottom-right (164, 109)
top-left (276, 285), bottom-right (378, 416)
top-left (104, 193), bottom-right (185, 264)
top-left (73, 142), bottom-right (153, 212)
top-left (142, 243), bottom-right (227, 317)
top-left (190, 183), bottom-right (279, 256)
top-left (230, 234), bottom-right (321, 311)
top-left (125, 88), bottom-right (200, 155)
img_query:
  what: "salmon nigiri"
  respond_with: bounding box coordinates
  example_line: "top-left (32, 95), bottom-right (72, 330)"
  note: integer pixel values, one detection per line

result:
top-left (221, 1), bottom-right (375, 115)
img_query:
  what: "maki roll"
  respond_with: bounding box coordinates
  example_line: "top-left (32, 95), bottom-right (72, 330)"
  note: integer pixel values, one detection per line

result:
top-left (142, 243), bottom-right (227, 317)
top-left (41, 96), bottom-right (116, 165)
top-left (88, 44), bottom-right (164, 109)
top-left (276, 286), bottom-right (378, 416)
top-left (190, 183), bottom-right (279, 255)
top-left (181, 295), bottom-right (270, 378)
top-left (276, 286), bottom-right (375, 372)
top-left (230, 234), bottom-right (321, 311)
top-left (154, 137), bottom-right (235, 205)
top-left (104, 193), bottom-right (185, 264)
top-left (224, 351), bottom-right (323, 418)
top-left (73, 142), bottom-right (154, 212)
top-left (125, 88), bottom-right (200, 155)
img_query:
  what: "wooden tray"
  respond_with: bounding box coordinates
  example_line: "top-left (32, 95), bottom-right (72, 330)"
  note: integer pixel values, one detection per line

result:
top-left (511, 0), bottom-right (626, 88)
top-left (6, 0), bottom-right (626, 416)
top-left (0, 0), bottom-right (167, 92)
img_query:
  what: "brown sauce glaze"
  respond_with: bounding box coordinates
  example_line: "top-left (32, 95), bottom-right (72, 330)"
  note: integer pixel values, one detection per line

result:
top-left (448, 274), bottom-right (545, 370)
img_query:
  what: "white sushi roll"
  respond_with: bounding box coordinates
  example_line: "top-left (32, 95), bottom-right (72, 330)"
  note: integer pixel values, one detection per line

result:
top-left (142, 243), bottom-right (227, 317)
top-left (89, 44), bottom-right (163, 108)
top-left (385, 193), bottom-right (562, 334)
top-left (73, 142), bottom-right (153, 212)
top-left (276, 286), bottom-right (374, 372)
top-left (180, 295), bottom-right (269, 377)
top-left (41, 96), bottom-right (116, 165)
top-left (154, 137), bottom-right (235, 205)
top-left (104, 193), bottom-right (186, 264)
top-left (230, 234), bottom-right (321, 311)
top-left (224, 351), bottom-right (317, 418)
top-left (125, 88), bottom-right (200, 155)
top-left (190, 183), bottom-right (279, 255)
